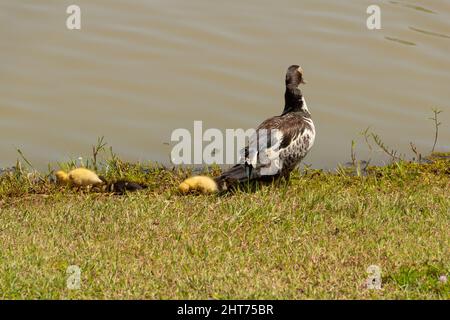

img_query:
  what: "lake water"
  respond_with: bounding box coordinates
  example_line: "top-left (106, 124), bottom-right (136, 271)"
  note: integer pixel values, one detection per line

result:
top-left (1, 0), bottom-right (449, 170)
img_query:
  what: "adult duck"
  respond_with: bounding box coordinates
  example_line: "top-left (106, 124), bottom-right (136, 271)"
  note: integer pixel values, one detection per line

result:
top-left (179, 65), bottom-right (315, 193)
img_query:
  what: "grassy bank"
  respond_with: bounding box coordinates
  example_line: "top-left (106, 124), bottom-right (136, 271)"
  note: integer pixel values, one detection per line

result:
top-left (0, 154), bottom-right (449, 299)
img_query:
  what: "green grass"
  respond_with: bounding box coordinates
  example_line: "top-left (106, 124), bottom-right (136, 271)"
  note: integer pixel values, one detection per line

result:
top-left (0, 156), bottom-right (448, 299)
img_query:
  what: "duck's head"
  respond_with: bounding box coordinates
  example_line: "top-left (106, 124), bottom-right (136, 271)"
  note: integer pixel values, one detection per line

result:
top-left (285, 65), bottom-right (306, 87)
top-left (179, 181), bottom-right (190, 194)
top-left (55, 170), bottom-right (70, 184)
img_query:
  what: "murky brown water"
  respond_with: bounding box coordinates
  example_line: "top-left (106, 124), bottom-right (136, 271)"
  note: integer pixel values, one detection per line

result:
top-left (1, 0), bottom-right (449, 170)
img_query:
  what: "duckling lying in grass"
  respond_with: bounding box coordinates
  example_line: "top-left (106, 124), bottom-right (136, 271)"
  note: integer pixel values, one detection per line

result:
top-left (102, 179), bottom-right (147, 195)
top-left (178, 176), bottom-right (218, 194)
top-left (55, 168), bottom-right (147, 194)
top-left (55, 168), bottom-right (103, 188)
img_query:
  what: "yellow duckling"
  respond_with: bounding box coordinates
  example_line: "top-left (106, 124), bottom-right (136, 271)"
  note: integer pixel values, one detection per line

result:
top-left (178, 176), bottom-right (218, 194)
top-left (55, 168), bottom-right (103, 188)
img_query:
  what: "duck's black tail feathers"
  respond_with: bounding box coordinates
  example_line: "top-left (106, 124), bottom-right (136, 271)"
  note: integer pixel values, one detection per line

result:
top-left (214, 164), bottom-right (258, 191)
top-left (214, 163), bottom-right (283, 191)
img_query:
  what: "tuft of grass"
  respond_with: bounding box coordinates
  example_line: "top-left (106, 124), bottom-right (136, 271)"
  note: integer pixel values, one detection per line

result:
top-left (429, 108), bottom-right (442, 154)
top-left (385, 263), bottom-right (449, 297)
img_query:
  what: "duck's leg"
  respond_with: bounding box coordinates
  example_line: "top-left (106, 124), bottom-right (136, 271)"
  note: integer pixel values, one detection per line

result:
top-left (274, 172), bottom-right (291, 187)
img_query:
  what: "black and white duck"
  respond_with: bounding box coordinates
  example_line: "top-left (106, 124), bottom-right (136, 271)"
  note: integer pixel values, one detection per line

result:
top-left (179, 65), bottom-right (315, 193)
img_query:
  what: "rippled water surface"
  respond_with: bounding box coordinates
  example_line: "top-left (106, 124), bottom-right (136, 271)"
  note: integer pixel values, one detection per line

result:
top-left (1, 0), bottom-right (449, 169)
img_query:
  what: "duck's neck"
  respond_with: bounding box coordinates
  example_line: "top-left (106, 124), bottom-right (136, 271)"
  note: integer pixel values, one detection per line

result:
top-left (282, 84), bottom-right (310, 116)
